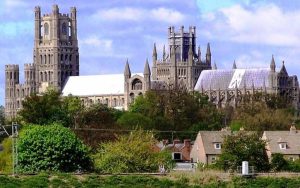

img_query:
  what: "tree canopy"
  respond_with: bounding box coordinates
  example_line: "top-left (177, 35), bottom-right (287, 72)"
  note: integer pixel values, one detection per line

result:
top-left (216, 131), bottom-right (269, 172)
top-left (93, 130), bottom-right (173, 173)
top-left (17, 124), bottom-right (92, 173)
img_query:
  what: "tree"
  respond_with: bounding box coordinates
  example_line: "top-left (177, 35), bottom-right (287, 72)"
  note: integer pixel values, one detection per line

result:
top-left (233, 93), bottom-right (293, 131)
top-left (94, 130), bottom-right (174, 173)
top-left (17, 124), bottom-right (92, 172)
top-left (117, 112), bottom-right (153, 130)
top-left (216, 131), bottom-right (269, 172)
top-left (0, 105), bottom-right (5, 125)
top-left (18, 89), bottom-right (84, 127)
top-left (129, 90), bottom-right (223, 132)
top-left (271, 153), bottom-right (288, 171)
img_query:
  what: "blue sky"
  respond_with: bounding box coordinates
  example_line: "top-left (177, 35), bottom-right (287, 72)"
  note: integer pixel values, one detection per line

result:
top-left (1, 0), bottom-right (300, 105)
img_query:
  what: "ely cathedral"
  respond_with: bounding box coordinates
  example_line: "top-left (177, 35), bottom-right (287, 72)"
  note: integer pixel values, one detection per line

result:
top-left (5, 5), bottom-right (300, 120)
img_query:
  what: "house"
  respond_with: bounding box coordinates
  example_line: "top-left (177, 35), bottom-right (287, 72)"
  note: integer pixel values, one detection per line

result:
top-left (262, 125), bottom-right (300, 161)
top-left (155, 139), bottom-right (192, 162)
top-left (190, 129), bottom-right (231, 164)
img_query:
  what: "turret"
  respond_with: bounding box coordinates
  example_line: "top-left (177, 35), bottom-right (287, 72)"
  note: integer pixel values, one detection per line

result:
top-left (70, 7), bottom-right (78, 43)
top-left (52, 4), bottom-right (59, 41)
top-left (152, 43), bottom-right (157, 63)
top-left (198, 46), bottom-right (201, 61)
top-left (213, 62), bottom-right (217, 70)
top-left (34, 6), bottom-right (41, 44)
top-left (144, 59), bottom-right (151, 90)
top-left (206, 43), bottom-right (211, 65)
top-left (163, 45), bottom-right (166, 60)
top-left (188, 43), bottom-right (193, 65)
top-left (280, 61), bottom-right (287, 75)
top-left (270, 55), bottom-right (276, 72)
top-left (233, 60), bottom-right (237, 69)
top-left (124, 59), bottom-right (131, 78)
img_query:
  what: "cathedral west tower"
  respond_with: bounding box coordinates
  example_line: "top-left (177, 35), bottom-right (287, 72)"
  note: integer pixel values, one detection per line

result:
top-left (5, 5), bottom-right (79, 119)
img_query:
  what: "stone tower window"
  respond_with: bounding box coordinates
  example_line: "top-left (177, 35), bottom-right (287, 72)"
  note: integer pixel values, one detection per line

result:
top-left (44, 23), bottom-right (49, 35)
top-left (131, 79), bottom-right (142, 90)
top-left (62, 23), bottom-right (67, 35)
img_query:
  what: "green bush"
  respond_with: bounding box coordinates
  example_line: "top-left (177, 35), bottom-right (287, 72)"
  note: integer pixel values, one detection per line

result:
top-left (0, 137), bottom-right (12, 173)
top-left (94, 130), bottom-right (174, 173)
top-left (271, 153), bottom-right (288, 171)
top-left (287, 159), bottom-right (300, 172)
top-left (17, 124), bottom-right (92, 173)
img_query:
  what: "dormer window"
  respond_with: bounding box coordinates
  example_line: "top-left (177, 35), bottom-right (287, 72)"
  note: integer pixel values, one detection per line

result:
top-left (279, 143), bottom-right (287, 149)
top-left (214, 143), bottom-right (221, 149)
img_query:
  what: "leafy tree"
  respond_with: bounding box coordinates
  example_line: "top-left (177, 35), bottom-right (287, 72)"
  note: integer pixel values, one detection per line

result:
top-left (216, 131), bottom-right (269, 172)
top-left (17, 124), bottom-right (92, 172)
top-left (76, 103), bottom-right (120, 129)
top-left (0, 105), bottom-right (5, 125)
top-left (271, 153), bottom-right (288, 171)
top-left (117, 112), bottom-right (153, 130)
top-left (94, 130), bottom-right (174, 173)
top-left (233, 93), bottom-right (293, 131)
top-left (0, 137), bottom-right (12, 173)
top-left (129, 90), bottom-right (223, 132)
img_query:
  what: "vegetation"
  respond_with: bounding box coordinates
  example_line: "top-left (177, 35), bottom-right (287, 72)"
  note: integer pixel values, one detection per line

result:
top-left (231, 93), bottom-right (294, 131)
top-left (94, 130), bottom-right (174, 173)
top-left (0, 137), bottom-right (12, 173)
top-left (18, 89), bottom-right (83, 127)
top-left (17, 124), bottom-right (92, 173)
top-left (216, 131), bottom-right (269, 172)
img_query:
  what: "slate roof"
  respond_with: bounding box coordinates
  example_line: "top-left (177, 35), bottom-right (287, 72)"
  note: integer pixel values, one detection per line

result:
top-left (198, 131), bottom-right (231, 155)
top-left (194, 68), bottom-right (272, 91)
top-left (263, 130), bottom-right (300, 155)
top-left (62, 73), bottom-right (143, 96)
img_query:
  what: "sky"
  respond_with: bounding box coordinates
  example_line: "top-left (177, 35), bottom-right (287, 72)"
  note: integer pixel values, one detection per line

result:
top-left (1, 0), bottom-right (300, 105)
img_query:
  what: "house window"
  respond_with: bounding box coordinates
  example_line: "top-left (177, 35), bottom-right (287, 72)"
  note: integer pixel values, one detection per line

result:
top-left (279, 143), bottom-right (287, 149)
top-left (214, 143), bottom-right (221, 149)
top-left (211, 156), bottom-right (217, 163)
top-left (289, 157), bottom-right (295, 161)
top-left (172, 152), bottom-right (182, 161)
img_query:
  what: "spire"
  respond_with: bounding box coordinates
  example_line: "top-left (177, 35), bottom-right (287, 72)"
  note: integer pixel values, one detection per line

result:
top-left (144, 58), bottom-right (150, 75)
top-left (163, 44), bottom-right (166, 60)
top-left (124, 59), bottom-right (131, 77)
top-left (270, 55), bottom-right (276, 72)
top-left (280, 60), bottom-right (287, 75)
top-left (152, 43), bottom-right (157, 60)
top-left (198, 46), bottom-right (201, 60)
top-left (213, 62), bottom-right (217, 70)
top-left (233, 60), bottom-right (237, 69)
top-left (206, 43), bottom-right (211, 64)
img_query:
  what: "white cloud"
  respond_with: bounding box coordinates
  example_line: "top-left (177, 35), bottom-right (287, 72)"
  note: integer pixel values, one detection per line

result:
top-left (93, 7), bottom-right (185, 24)
top-left (150, 7), bottom-right (184, 24)
top-left (203, 4), bottom-right (300, 47)
top-left (81, 36), bottom-right (112, 49)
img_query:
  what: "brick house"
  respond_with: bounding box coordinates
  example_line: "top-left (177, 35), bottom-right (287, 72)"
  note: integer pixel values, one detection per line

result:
top-left (155, 139), bottom-right (192, 162)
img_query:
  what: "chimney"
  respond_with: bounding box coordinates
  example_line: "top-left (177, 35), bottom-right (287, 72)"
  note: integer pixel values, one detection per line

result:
top-left (162, 139), bottom-right (168, 146)
top-left (290, 124), bottom-right (297, 134)
top-left (173, 139), bottom-right (180, 145)
top-left (184, 139), bottom-right (191, 147)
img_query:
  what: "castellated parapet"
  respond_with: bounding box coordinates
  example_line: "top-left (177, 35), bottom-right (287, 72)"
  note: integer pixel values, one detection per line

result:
top-left (152, 26), bottom-right (212, 91)
top-left (5, 4), bottom-right (79, 120)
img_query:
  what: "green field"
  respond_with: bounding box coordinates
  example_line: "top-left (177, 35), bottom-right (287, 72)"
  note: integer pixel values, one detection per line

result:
top-left (1, 173), bottom-right (300, 188)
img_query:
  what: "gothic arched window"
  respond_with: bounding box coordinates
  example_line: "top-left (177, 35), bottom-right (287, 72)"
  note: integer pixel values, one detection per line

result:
top-left (131, 79), bottom-right (143, 90)
top-left (62, 23), bottom-right (67, 35)
top-left (44, 23), bottom-right (49, 35)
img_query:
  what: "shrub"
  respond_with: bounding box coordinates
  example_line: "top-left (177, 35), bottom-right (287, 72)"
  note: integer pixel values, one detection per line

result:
top-left (94, 130), bottom-right (174, 173)
top-left (271, 153), bottom-right (288, 171)
top-left (0, 137), bottom-right (12, 173)
top-left (17, 124), bottom-right (92, 173)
